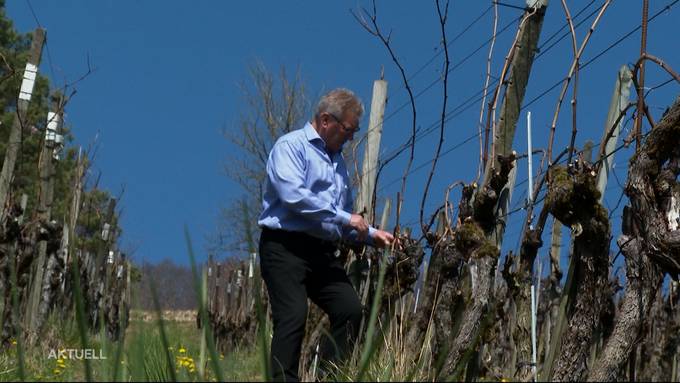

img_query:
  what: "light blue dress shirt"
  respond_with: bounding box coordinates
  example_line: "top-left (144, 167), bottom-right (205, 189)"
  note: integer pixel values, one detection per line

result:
top-left (258, 122), bottom-right (376, 243)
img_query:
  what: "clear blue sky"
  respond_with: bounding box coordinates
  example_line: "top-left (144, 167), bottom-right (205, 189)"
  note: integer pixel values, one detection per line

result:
top-left (5, 1), bottom-right (679, 268)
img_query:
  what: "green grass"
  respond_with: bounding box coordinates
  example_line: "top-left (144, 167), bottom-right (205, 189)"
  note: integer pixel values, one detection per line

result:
top-left (1, 231), bottom-right (428, 382)
top-left (0, 229), bottom-right (265, 382)
top-left (0, 311), bottom-right (264, 382)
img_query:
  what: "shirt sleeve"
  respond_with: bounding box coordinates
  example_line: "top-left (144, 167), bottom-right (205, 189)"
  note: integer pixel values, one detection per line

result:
top-left (341, 184), bottom-right (377, 245)
top-left (267, 140), bottom-right (351, 226)
top-left (344, 226), bottom-right (377, 246)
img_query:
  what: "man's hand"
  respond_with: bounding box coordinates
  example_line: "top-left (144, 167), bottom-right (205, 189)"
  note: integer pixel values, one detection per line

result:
top-left (372, 229), bottom-right (395, 248)
top-left (349, 213), bottom-right (369, 241)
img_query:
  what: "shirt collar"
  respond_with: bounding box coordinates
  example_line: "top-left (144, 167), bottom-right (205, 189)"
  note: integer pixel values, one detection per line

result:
top-left (303, 121), bottom-right (323, 143)
top-left (304, 121), bottom-right (344, 156)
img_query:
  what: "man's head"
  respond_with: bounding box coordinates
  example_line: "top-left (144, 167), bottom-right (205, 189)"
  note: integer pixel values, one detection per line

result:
top-left (313, 88), bottom-right (364, 153)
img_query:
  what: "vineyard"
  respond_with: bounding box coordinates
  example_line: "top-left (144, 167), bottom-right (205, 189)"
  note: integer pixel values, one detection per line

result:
top-left (2, 0), bottom-right (680, 382)
top-left (0, 5), bottom-right (130, 372)
top-left (205, 1), bottom-right (680, 381)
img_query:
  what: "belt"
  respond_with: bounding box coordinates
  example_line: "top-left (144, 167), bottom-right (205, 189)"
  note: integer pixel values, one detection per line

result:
top-left (261, 227), bottom-right (339, 249)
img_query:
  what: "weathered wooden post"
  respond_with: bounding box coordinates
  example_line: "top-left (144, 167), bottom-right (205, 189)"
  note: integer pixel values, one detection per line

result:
top-left (0, 28), bottom-right (46, 222)
top-left (597, 65), bottom-right (633, 201)
top-left (355, 75), bottom-right (388, 224)
top-left (0, 29), bottom-right (46, 345)
top-left (27, 94), bottom-right (65, 338)
top-left (100, 198), bottom-right (118, 331)
top-left (466, 0), bottom-right (548, 378)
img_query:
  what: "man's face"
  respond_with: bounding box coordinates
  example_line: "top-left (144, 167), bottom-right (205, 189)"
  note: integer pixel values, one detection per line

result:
top-left (321, 111), bottom-right (360, 153)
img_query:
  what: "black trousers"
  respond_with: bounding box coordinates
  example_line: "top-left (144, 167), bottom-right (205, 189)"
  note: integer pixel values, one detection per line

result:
top-left (259, 228), bottom-right (362, 382)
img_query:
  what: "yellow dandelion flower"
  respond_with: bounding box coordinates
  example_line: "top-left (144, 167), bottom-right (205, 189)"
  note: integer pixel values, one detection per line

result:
top-left (53, 369), bottom-right (61, 374)
top-left (178, 346), bottom-right (186, 354)
top-left (11, 340), bottom-right (17, 345)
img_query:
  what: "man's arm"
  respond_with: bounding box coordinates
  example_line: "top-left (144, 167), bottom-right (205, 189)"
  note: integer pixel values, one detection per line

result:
top-left (342, 184), bottom-right (393, 247)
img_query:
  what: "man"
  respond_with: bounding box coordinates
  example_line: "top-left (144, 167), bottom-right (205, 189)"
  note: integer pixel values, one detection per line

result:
top-left (258, 88), bottom-right (394, 381)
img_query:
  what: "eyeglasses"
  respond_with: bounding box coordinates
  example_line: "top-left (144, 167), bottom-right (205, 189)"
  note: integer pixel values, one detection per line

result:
top-left (328, 113), bottom-right (360, 134)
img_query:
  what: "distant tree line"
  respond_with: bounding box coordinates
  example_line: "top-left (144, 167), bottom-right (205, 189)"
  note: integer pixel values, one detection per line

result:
top-left (131, 259), bottom-right (197, 311)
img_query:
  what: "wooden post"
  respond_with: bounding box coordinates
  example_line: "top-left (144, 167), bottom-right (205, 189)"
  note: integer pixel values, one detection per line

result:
top-left (481, 1), bottom-right (546, 189)
top-left (59, 219), bottom-right (69, 297)
top-left (379, 198), bottom-right (391, 231)
top-left (493, 159), bottom-right (517, 289)
top-left (0, 28), bottom-right (46, 222)
top-left (26, 93), bottom-right (64, 336)
top-left (478, 2), bottom-right (547, 379)
top-left (597, 65), bottom-right (633, 203)
top-left (17, 194), bottom-right (28, 225)
top-left (355, 77), bottom-right (387, 224)
top-left (61, 147), bottom-right (85, 309)
top-left (483, 0), bottom-right (546, 249)
top-left (101, 198), bottom-right (118, 331)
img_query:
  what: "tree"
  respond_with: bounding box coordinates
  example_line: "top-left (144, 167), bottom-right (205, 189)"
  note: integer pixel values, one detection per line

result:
top-left (209, 62), bottom-right (309, 258)
top-left (131, 259), bottom-right (196, 310)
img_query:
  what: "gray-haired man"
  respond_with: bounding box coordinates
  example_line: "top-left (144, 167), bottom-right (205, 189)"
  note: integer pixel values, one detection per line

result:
top-left (258, 88), bottom-right (393, 381)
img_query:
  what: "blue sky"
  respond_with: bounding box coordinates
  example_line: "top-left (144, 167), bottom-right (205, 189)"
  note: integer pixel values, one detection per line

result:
top-left (5, 1), bottom-right (679, 268)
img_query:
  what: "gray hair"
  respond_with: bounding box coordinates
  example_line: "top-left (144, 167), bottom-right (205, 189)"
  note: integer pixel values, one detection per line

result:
top-left (314, 88), bottom-right (364, 120)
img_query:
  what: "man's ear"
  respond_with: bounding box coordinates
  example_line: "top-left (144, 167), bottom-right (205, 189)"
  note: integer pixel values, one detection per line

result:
top-left (320, 113), bottom-right (330, 127)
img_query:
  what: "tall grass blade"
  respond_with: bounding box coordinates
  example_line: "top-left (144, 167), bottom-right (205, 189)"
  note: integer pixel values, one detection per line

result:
top-left (405, 342), bottom-right (428, 382)
top-left (143, 334), bottom-right (174, 382)
top-left (149, 278), bottom-right (177, 382)
top-left (356, 247), bottom-right (390, 381)
top-left (252, 265), bottom-right (271, 381)
top-left (432, 340), bottom-right (450, 381)
top-left (99, 307), bottom-right (109, 380)
top-left (242, 200), bottom-right (271, 381)
top-left (380, 353), bottom-right (395, 381)
top-left (70, 253), bottom-right (93, 381)
top-left (126, 322), bottom-right (147, 382)
top-left (111, 305), bottom-right (127, 381)
top-left (198, 266), bottom-right (207, 378)
top-left (184, 225), bottom-right (224, 381)
top-left (8, 248), bottom-right (25, 381)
